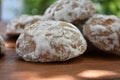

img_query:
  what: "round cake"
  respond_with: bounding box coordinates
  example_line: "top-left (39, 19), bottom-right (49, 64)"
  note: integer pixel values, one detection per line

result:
top-left (43, 0), bottom-right (95, 30)
top-left (6, 15), bottom-right (42, 37)
top-left (83, 14), bottom-right (120, 55)
top-left (16, 21), bottom-right (87, 62)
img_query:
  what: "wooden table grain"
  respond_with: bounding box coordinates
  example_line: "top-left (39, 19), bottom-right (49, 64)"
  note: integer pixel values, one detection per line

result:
top-left (0, 22), bottom-right (120, 80)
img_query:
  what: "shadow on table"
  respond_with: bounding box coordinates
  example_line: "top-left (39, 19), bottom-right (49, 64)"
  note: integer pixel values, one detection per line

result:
top-left (1, 44), bottom-right (120, 80)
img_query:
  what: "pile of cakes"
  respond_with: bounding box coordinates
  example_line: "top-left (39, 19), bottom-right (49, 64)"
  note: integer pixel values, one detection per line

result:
top-left (4, 0), bottom-right (120, 62)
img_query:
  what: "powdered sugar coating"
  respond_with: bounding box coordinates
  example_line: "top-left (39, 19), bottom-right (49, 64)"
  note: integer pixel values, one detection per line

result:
top-left (43, 0), bottom-right (95, 23)
top-left (16, 21), bottom-right (87, 62)
top-left (0, 35), bottom-right (6, 55)
top-left (6, 15), bottom-right (42, 36)
top-left (83, 14), bottom-right (120, 55)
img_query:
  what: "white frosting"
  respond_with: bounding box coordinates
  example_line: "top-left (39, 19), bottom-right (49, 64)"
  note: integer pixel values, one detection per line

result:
top-left (43, 0), bottom-right (95, 22)
top-left (90, 33), bottom-right (119, 51)
top-left (16, 21), bottom-right (87, 62)
top-left (6, 15), bottom-right (42, 36)
top-left (92, 14), bottom-right (118, 20)
top-left (90, 25), bottom-right (107, 35)
top-left (83, 14), bottom-right (120, 55)
top-left (110, 24), bottom-right (120, 32)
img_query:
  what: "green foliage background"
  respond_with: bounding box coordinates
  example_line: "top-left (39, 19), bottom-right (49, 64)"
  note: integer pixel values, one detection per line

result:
top-left (92, 0), bottom-right (120, 17)
top-left (23, 0), bottom-right (56, 15)
top-left (23, 0), bottom-right (120, 17)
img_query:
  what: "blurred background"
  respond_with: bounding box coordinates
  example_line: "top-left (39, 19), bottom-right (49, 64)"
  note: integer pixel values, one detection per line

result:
top-left (0, 0), bottom-right (120, 22)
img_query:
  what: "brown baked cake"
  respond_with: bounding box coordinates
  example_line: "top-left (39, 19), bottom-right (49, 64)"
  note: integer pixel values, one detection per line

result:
top-left (0, 35), bottom-right (6, 56)
top-left (43, 0), bottom-right (96, 31)
top-left (6, 15), bottom-right (42, 37)
top-left (16, 21), bottom-right (87, 62)
top-left (83, 14), bottom-right (120, 55)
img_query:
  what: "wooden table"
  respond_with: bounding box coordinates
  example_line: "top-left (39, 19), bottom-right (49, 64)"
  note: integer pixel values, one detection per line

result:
top-left (0, 22), bottom-right (120, 80)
